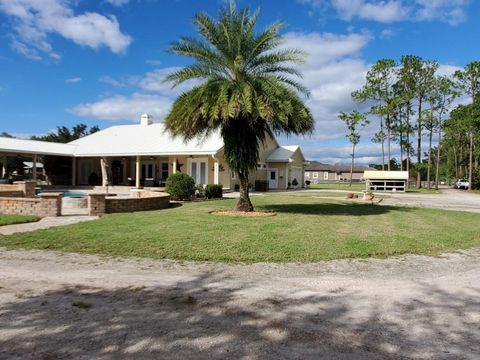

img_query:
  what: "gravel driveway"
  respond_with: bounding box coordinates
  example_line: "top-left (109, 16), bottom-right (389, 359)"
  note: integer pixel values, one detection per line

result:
top-left (381, 188), bottom-right (480, 213)
top-left (0, 247), bottom-right (479, 359)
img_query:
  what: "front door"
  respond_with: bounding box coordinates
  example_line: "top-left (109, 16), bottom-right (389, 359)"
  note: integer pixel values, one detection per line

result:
top-left (269, 168), bottom-right (278, 189)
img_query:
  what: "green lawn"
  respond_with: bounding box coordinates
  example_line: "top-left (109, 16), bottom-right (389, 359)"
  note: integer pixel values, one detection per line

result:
top-left (0, 214), bottom-right (39, 226)
top-left (1, 193), bottom-right (479, 262)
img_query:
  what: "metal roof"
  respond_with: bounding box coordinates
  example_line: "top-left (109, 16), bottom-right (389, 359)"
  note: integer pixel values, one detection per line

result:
top-left (69, 123), bottom-right (224, 157)
top-left (0, 137), bottom-right (75, 156)
top-left (363, 170), bottom-right (409, 180)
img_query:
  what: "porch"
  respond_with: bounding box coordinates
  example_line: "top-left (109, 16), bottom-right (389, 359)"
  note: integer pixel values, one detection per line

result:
top-left (73, 154), bottom-right (225, 189)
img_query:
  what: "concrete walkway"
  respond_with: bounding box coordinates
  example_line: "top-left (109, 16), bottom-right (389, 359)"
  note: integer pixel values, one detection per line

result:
top-left (0, 215), bottom-right (99, 236)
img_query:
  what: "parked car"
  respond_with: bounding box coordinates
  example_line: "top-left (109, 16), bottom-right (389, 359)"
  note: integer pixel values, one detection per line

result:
top-left (454, 179), bottom-right (470, 189)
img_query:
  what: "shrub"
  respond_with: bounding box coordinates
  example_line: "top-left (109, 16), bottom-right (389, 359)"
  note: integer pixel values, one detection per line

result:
top-left (292, 178), bottom-right (298, 186)
top-left (205, 184), bottom-right (223, 199)
top-left (165, 173), bottom-right (196, 200)
top-left (305, 180), bottom-right (311, 186)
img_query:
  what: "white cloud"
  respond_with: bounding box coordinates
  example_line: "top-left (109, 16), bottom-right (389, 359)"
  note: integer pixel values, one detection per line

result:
top-left (105, 0), bottom-right (130, 6)
top-left (282, 32), bottom-right (371, 142)
top-left (69, 93), bottom-right (172, 122)
top-left (379, 29), bottom-right (395, 38)
top-left (332, 0), bottom-right (409, 22)
top-left (414, 0), bottom-right (468, 25)
top-left (145, 59), bottom-right (162, 66)
top-left (0, 0), bottom-right (132, 60)
top-left (65, 77), bottom-right (81, 83)
top-left (300, 0), bottom-right (470, 25)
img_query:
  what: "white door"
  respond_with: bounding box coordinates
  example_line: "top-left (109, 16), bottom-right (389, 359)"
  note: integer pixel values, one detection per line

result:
top-left (189, 158), bottom-right (208, 185)
top-left (269, 168), bottom-right (278, 189)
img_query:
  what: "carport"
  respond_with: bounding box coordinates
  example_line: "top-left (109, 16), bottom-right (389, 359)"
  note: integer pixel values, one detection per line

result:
top-left (363, 170), bottom-right (409, 192)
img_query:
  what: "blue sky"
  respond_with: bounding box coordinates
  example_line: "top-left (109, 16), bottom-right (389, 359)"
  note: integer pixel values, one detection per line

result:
top-left (0, 0), bottom-right (478, 164)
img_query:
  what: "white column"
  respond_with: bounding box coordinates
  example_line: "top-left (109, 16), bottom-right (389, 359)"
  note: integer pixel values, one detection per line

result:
top-left (2, 155), bottom-right (7, 178)
top-left (71, 158), bottom-right (76, 186)
top-left (32, 154), bottom-right (37, 180)
top-left (100, 157), bottom-right (109, 187)
top-left (135, 156), bottom-right (141, 188)
top-left (213, 159), bottom-right (219, 185)
top-left (172, 156), bottom-right (177, 174)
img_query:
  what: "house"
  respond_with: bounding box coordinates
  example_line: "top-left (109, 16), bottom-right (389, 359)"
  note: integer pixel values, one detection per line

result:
top-left (0, 114), bottom-right (307, 191)
top-left (304, 161), bottom-right (375, 183)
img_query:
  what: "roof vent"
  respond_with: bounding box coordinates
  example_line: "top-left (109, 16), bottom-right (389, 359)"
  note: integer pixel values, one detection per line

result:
top-left (140, 114), bottom-right (153, 126)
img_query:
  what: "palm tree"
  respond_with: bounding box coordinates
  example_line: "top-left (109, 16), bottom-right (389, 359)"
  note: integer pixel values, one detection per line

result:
top-left (164, 2), bottom-right (314, 211)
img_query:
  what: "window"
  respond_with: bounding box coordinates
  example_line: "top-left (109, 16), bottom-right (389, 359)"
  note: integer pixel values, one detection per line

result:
top-left (305, 172), bottom-right (310, 178)
top-left (313, 172), bottom-right (318, 179)
top-left (160, 162), bottom-right (169, 181)
top-left (324, 171), bottom-right (329, 180)
top-left (257, 162), bottom-right (267, 170)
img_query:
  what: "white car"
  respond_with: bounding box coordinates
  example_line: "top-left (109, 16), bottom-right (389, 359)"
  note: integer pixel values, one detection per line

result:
top-left (455, 179), bottom-right (470, 190)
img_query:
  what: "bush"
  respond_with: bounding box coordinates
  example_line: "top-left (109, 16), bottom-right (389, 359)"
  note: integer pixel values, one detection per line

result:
top-left (305, 180), bottom-right (311, 186)
top-left (165, 173), bottom-right (196, 200)
top-left (292, 178), bottom-right (298, 186)
top-left (205, 184), bottom-right (223, 199)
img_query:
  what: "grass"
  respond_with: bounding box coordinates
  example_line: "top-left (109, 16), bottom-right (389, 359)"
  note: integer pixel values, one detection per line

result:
top-left (0, 193), bottom-right (479, 263)
top-left (0, 214), bottom-right (39, 226)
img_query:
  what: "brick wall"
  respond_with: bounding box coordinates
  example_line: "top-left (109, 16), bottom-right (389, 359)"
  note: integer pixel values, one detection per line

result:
top-left (87, 191), bottom-right (170, 216)
top-left (0, 193), bottom-right (62, 217)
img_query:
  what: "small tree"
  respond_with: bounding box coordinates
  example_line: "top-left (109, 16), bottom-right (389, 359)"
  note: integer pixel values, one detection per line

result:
top-left (338, 110), bottom-right (368, 186)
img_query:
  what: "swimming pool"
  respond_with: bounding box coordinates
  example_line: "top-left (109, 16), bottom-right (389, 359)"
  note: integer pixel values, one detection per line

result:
top-left (62, 191), bottom-right (87, 198)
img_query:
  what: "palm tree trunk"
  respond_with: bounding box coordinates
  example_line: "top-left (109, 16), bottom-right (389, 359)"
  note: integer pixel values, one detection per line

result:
top-left (468, 131), bottom-right (474, 191)
top-left (427, 127), bottom-right (433, 189)
top-left (435, 127), bottom-right (442, 190)
top-left (235, 172), bottom-right (254, 211)
top-left (350, 144), bottom-right (355, 186)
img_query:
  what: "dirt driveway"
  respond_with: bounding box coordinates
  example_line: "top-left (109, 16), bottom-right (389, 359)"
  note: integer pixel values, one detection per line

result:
top-left (0, 247), bottom-right (479, 359)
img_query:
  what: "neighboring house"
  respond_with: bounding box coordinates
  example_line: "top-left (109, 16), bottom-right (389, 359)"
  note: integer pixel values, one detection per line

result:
top-left (305, 161), bottom-right (375, 183)
top-left (0, 114), bottom-right (307, 190)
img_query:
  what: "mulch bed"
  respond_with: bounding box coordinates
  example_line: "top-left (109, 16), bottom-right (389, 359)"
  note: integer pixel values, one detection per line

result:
top-left (210, 210), bottom-right (276, 217)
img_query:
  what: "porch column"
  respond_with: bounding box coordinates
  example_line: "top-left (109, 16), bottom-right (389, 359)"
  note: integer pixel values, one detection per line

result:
top-left (172, 156), bottom-right (177, 174)
top-left (135, 156), bottom-right (141, 189)
top-left (2, 155), bottom-right (7, 178)
top-left (100, 157), bottom-right (109, 187)
top-left (71, 158), bottom-right (76, 186)
top-left (213, 157), bottom-right (219, 185)
top-left (32, 154), bottom-right (37, 180)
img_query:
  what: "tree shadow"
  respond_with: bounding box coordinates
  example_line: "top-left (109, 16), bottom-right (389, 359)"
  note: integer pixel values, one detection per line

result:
top-left (259, 202), bottom-right (411, 216)
top-left (0, 271), bottom-right (478, 359)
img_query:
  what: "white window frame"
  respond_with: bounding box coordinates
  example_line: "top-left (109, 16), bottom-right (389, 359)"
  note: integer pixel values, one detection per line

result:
top-left (313, 172), bottom-right (319, 179)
